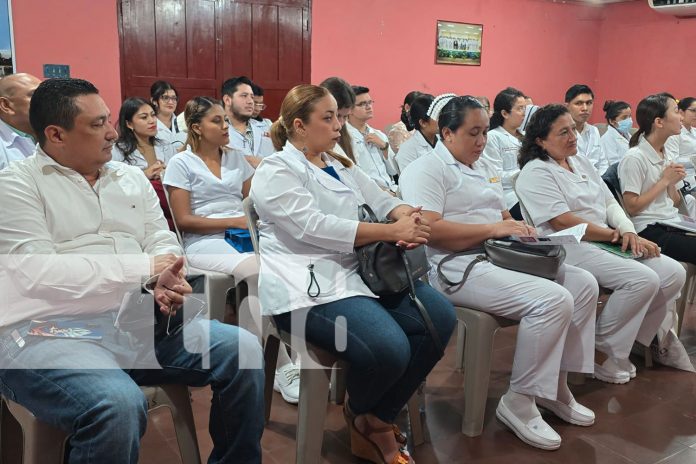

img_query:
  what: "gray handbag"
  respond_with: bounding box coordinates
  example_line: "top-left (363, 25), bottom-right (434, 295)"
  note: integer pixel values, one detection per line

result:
top-left (437, 238), bottom-right (566, 288)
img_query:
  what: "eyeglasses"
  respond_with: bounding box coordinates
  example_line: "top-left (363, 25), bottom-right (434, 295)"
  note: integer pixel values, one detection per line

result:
top-left (160, 96), bottom-right (179, 103)
top-left (254, 103), bottom-right (267, 110)
top-left (355, 100), bottom-right (375, 108)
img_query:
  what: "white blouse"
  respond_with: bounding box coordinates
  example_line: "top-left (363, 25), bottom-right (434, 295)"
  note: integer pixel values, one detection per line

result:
top-left (162, 147), bottom-right (254, 249)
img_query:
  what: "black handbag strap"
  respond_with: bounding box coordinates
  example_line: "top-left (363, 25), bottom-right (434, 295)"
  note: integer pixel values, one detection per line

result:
top-left (359, 204), bottom-right (380, 223)
top-left (400, 247), bottom-right (444, 356)
top-left (436, 249), bottom-right (487, 288)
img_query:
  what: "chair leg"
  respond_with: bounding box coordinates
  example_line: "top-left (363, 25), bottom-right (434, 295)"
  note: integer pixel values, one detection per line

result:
top-left (676, 284), bottom-right (688, 338)
top-left (454, 321), bottom-right (466, 371)
top-left (296, 362), bottom-right (332, 464)
top-left (263, 335), bottom-right (280, 423)
top-left (4, 399), bottom-right (67, 464)
top-left (461, 318), bottom-right (500, 437)
top-left (329, 363), bottom-right (348, 405)
top-left (406, 384), bottom-right (427, 447)
top-left (643, 345), bottom-right (653, 368)
top-left (157, 385), bottom-right (202, 464)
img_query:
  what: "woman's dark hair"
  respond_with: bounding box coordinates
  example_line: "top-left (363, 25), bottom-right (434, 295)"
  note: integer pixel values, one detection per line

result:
top-left (150, 80), bottom-right (178, 113)
top-left (115, 97), bottom-right (158, 163)
top-left (183, 96), bottom-right (224, 152)
top-left (320, 77), bottom-right (357, 163)
top-left (400, 90), bottom-right (424, 130)
top-left (437, 95), bottom-right (485, 138)
top-left (490, 87), bottom-right (525, 130)
top-left (409, 94), bottom-right (435, 132)
top-left (678, 97), bottom-right (696, 112)
top-left (518, 104), bottom-right (570, 169)
top-left (629, 92), bottom-right (676, 148)
top-left (320, 77), bottom-right (356, 109)
top-left (603, 100), bottom-right (630, 125)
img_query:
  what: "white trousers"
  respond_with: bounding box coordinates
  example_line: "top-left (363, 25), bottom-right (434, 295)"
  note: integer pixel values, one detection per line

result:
top-left (185, 237), bottom-right (257, 278)
top-left (435, 262), bottom-right (598, 400)
top-left (565, 243), bottom-right (686, 358)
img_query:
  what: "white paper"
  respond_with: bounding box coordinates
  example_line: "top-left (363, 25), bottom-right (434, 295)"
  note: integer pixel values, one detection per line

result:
top-left (659, 214), bottom-right (696, 234)
top-left (509, 223), bottom-right (586, 246)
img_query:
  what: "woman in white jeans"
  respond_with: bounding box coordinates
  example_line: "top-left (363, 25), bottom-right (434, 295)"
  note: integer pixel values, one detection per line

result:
top-left (400, 95), bottom-right (598, 451)
top-left (516, 104), bottom-right (686, 384)
top-left (163, 96), bottom-right (300, 404)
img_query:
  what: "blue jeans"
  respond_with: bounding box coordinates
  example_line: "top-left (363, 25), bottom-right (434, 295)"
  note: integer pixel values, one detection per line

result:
top-left (0, 314), bottom-right (264, 464)
top-left (274, 281), bottom-right (455, 423)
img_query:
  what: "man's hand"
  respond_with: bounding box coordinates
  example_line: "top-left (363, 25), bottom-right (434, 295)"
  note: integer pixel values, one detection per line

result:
top-left (365, 133), bottom-right (387, 150)
top-left (151, 254), bottom-right (178, 275)
top-left (154, 256), bottom-right (192, 315)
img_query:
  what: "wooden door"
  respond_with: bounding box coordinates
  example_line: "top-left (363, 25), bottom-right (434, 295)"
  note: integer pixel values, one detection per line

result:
top-left (118, 0), bottom-right (311, 119)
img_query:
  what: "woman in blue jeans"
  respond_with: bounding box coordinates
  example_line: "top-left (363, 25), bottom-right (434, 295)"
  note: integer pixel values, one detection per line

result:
top-left (250, 84), bottom-right (456, 464)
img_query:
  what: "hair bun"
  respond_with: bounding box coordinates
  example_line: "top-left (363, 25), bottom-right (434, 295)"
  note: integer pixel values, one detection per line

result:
top-left (603, 100), bottom-right (614, 112)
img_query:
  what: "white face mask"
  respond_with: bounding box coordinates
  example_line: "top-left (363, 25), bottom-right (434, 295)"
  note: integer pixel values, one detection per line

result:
top-left (617, 117), bottom-right (633, 134)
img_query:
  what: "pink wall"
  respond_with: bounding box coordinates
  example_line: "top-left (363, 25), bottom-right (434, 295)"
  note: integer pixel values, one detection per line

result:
top-left (11, 0), bottom-right (122, 117)
top-left (311, 0), bottom-right (604, 129)
top-left (594, 2), bottom-right (696, 122)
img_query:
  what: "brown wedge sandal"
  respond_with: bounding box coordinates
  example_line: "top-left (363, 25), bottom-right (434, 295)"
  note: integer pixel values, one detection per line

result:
top-left (348, 415), bottom-right (413, 464)
top-left (343, 405), bottom-right (408, 446)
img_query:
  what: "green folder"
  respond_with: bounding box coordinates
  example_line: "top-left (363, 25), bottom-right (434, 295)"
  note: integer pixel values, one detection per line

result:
top-left (591, 241), bottom-right (641, 259)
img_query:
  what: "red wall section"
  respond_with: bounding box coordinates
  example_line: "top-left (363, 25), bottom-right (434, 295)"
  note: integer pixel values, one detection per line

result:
top-left (593, 1), bottom-right (696, 123)
top-left (11, 0), bottom-right (122, 118)
top-left (311, 0), bottom-right (604, 129)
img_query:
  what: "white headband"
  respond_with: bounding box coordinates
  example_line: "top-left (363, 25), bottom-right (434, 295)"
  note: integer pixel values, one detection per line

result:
top-left (427, 93), bottom-right (458, 121)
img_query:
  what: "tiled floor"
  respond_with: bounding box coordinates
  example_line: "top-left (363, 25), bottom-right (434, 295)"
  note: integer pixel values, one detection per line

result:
top-left (140, 304), bottom-right (696, 464)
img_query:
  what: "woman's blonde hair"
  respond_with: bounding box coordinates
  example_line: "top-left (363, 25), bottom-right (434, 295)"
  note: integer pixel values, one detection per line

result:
top-left (270, 84), bottom-right (352, 168)
top-left (182, 96), bottom-right (223, 152)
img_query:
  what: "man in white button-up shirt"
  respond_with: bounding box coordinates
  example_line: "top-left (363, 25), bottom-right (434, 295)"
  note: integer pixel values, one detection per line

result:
top-left (0, 73), bottom-right (40, 170)
top-left (565, 84), bottom-right (609, 175)
top-left (347, 85), bottom-right (398, 192)
top-left (0, 78), bottom-right (264, 463)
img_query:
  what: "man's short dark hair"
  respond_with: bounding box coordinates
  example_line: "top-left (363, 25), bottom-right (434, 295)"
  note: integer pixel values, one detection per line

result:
top-left (221, 76), bottom-right (253, 98)
top-left (351, 86), bottom-right (370, 97)
top-left (250, 82), bottom-right (264, 97)
top-left (564, 84), bottom-right (594, 103)
top-left (30, 78), bottom-right (99, 147)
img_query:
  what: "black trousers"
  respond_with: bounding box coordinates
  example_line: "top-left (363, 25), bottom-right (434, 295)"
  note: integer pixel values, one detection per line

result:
top-left (639, 223), bottom-right (696, 265)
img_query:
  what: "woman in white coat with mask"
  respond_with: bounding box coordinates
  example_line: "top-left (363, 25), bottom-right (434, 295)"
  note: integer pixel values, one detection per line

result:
top-left (250, 84), bottom-right (456, 464)
top-left (600, 100), bottom-right (632, 166)
top-left (400, 96), bottom-right (598, 452)
top-left (516, 104), bottom-right (685, 385)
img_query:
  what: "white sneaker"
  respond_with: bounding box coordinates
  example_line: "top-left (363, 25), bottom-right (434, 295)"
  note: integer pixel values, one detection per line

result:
top-left (536, 397), bottom-right (595, 427)
top-left (496, 397), bottom-right (561, 450)
top-left (594, 358), bottom-right (630, 384)
top-left (274, 363), bottom-right (300, 404)
top-left (616, 358), bottom-right (637, 379)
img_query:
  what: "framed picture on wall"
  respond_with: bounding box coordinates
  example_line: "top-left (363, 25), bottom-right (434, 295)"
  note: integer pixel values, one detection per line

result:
top-left (436, 20), bottom-right (483, 66)
top-left (0, 0), bottom-right (14, 76)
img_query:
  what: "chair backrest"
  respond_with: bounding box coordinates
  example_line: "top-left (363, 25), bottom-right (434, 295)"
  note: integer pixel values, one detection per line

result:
top-left (162, 185), bottom-right (186, 246)
top-left (242, 197), bottom-right (260, 256)
top-left (510, 172), bottom-right (536, 227)
top-left (602, 161), bottom-right (628, 210)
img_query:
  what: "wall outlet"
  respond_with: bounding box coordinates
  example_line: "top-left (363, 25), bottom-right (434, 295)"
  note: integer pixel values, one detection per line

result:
top-left (43, 64), bottom-right (70, 78)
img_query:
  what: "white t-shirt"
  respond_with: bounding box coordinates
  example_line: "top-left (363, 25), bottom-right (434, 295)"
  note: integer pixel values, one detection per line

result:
top-left (481, 126), bottom-right (522, 210)
top-left (576, 123), bottom-right (608, 175)
top-left (395, 130), bottom-right (435, 173)
top-left (400, 142), bottom-right (505, 282)
top-left (516, 154), bottom-right (634, 236)
top-left (600, 125), bottom-right (630, 167)
top-left (618, 137), bottom-right (679, 233)
top-left (162, 147), bottom-right (254, 249)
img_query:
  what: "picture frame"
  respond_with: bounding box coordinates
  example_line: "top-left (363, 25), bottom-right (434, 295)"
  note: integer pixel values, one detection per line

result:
top-left (0, 0), bottom-right (14, 76)
top-left (435, 20), bottom-right (483, 66)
